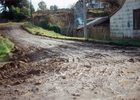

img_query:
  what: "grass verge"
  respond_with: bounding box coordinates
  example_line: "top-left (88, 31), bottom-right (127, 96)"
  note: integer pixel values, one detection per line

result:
top-left (23, 22), bottom-right (140, 46)
top-left (0, 24), bottom-right (14, 62)
top-left (23, 22), bottom-right (87, 40)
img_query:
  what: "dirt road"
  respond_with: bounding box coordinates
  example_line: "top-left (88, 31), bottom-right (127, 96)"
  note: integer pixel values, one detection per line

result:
top-left (0, 24), bottom-right (140, 100)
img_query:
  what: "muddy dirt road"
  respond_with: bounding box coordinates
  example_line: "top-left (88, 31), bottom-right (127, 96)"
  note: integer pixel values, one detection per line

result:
top-left (0, 24), bottom-right (140, 100)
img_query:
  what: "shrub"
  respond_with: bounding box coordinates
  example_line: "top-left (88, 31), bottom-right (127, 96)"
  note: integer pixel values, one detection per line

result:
top-left (40, 16), bottom-right (61, 33)
top-left (22, 8), bottom-right (30, 19)
top-left (45, 24), bottom-right (60, 33)
top-left (9, 5), bottom-right (30, 21)
top-left (0, 38), bottom-right (14, 58)
top-left (0, 45), bottom-right (7, 58)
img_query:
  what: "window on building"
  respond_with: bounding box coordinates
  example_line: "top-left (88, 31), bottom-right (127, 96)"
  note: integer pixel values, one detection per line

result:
top-left (133, 9), bottom-right (140, 29)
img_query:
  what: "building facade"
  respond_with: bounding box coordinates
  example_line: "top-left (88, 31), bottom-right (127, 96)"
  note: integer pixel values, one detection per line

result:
top-left (88, 0), bottom-right (104, 9)
top-left (110, 0), bottom-right (140, 41)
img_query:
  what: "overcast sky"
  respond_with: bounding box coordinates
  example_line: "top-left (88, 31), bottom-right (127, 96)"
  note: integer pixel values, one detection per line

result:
top-left (31, 0), bottom-right (79, 10)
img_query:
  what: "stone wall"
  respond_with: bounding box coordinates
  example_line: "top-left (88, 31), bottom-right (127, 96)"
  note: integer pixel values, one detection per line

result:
top-left (110, 0), bottom-right (140, 41)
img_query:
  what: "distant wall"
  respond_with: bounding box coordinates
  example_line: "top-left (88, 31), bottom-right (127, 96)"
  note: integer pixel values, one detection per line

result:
top-left (110, 0), bottom-right (140, 41)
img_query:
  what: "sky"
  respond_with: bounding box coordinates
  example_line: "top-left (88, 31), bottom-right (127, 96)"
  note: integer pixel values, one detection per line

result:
top-left (31, 0), bottom-right (79, 10)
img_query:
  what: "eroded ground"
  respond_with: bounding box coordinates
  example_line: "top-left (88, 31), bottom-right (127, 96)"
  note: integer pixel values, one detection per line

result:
top-left (0, 24), bottom-right (140, 100)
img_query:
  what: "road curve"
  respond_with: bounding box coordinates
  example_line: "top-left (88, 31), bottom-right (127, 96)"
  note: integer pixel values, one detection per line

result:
top-left (1, 24), bottom-right (140, 100)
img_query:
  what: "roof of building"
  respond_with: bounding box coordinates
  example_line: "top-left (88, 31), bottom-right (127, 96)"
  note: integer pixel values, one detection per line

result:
top-left (77, 16), bottom-right (109, 30)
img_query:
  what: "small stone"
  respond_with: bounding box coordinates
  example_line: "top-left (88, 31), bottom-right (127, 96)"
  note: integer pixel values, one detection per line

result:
top-left (34, 82), bottom-right (41, 85)
top-left (12, 81), bottom-right (21, 86)
top-left (85, 68), bottom-right (91, 71)
top-left (128, 58), bottom-right (135, 63)
top-left (11, 97), bottom-right (17, 100)
top-left (61, 76), bottom-right (66, 79)
top-left (94, 92), bottom-right (98, 94)
top-left (72, 93), bottom-right (80, 96)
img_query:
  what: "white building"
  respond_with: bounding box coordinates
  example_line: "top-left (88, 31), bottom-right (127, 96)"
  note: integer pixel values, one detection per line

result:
top-left (110, 0), bottom-right (140, 41)
top-left (88, 0), bottom-right (104, 9)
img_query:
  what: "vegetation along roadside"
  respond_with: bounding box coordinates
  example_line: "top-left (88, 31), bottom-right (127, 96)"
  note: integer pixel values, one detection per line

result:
top-left (23, 22), bottom-right (140, 46)
top-left (0, 25), bottom-right (14, 62)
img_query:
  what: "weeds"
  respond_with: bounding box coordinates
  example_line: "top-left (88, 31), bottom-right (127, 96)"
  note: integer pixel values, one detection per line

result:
top-left (0, 25), bottom-right (14, 61)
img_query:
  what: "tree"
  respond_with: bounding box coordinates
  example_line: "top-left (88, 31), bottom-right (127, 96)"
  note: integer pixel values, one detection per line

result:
top-left (53, 5), bottom-right (58, 11)
top-left (105, 0), bottom-right (120, 8)
top-left (38, 1), bottom-right (47, 13)
top-left (9, 5), bottom-right (30, 21)
top-left (22, 8), bottom-right (30, 19)
top-left (0, 0), bottom-right (29, 11)
top-left (50, 5), bottom-right (58, 11)
top-left (50, 5), bottom-right (54, 11)
top-left (104, 0), bottom-right (121, 13)
top-left (9, 5), bottom-right (20, 20)
top-left (31, 5), bottom-right (35, 14)
top-left (78, 0), bottom-right (91, 6)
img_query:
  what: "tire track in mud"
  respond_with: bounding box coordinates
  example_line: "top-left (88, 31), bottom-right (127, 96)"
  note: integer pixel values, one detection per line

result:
top-left (1, 24), bottom-right (140, 100)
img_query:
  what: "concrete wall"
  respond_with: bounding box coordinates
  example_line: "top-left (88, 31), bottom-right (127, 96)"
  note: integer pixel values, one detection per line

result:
top-left (110, 0), bottom-right (140, 41)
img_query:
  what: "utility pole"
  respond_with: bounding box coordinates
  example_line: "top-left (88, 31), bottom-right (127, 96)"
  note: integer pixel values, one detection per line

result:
top-left (30, 0), bottom-right (33, 23)
top-left (83, 0), bottom-right (87, 38)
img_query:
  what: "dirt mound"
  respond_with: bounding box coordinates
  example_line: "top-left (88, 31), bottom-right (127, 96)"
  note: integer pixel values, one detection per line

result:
top-left (0, 46), bottom-right (68, 86)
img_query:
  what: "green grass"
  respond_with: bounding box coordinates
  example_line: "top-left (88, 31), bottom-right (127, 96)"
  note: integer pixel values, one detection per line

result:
top-left (0, 24), bottom-right (14, 62)
top-left (0, 37), bottom-right (14, 61)
top-left (90, 39), bottom-right (140, 46)
top-left (23, 22), bottom-right (87, 40)
top-left (0, 22), bottom-right (21, 26)
top-left (24, 22), bottom-right (140, 46)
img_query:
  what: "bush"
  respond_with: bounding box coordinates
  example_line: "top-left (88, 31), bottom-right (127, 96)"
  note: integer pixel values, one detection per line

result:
top-left (45, 24), bottom-right (60, 33)
top-left (0, 38), bottom-right (14, 58)
top-left (0, 45), bottom-right (7, 58)
top-left (9, 5), bottom-right (30, 21)
top-left (40, 16), bottom-right (61, 33)
top-left (22, 8), bottom-right (30, 19)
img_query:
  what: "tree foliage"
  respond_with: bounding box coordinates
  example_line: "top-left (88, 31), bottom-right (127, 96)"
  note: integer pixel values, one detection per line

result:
top-left (9, 5), bottom-right (30, 21)
top-left (0, 0), bottom-right (29, 11)
top-left (50, 5), bottom-right (58, 11)
top-left (50, 6), bottom-right (54, 11)
top-left (53, 5), bottom-right (58, 11)
top-left (31, 4), bottom-right (35, 14)
top-left (105, 0), bottom-right (120, 8)
top-left (38, 1), bottom-right (47, 13)
top-left (40, 16), bottom-right (61, 33)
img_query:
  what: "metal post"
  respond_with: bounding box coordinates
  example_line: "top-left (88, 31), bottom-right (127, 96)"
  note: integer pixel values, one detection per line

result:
top-left (83, 0), bottom-right (87, 38)
top-left (30, 0), bottom-right (33, 23)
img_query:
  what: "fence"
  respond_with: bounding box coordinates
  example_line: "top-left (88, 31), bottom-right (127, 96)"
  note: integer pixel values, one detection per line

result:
top-left (87, 26), bottom-right (110, 40)
top-left (69, 26), bottom-right (110, 40)
top-left (70, 26), bottom-right (110, 40)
